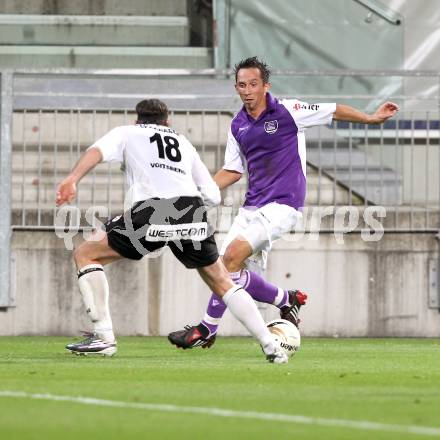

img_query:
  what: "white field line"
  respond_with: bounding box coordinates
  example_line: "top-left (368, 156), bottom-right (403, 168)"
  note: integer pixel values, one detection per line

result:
top-left (1, 390), bottom-right (439, 437)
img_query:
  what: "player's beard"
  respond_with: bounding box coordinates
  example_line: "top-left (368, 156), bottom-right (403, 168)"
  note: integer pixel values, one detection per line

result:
top-left (244, 102), bottom-right (254, 112)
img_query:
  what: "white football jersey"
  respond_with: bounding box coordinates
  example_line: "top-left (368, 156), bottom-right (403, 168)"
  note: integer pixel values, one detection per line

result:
top-left (90, 124), bottom-right (220, 207)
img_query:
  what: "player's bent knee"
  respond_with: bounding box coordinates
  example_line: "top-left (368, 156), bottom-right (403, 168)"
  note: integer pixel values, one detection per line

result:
top-left (73, 240), bottom-right (102, 267)
top-left (223, 244), bottom-right (247, 271)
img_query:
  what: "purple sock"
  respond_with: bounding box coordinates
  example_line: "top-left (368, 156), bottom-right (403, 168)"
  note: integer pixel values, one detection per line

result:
top-left (201, 270), bottom-right (288, 336)
top-left (245, 270), bottom-right (288, 305)
top-left (200, 293), bottom-right (227, 336)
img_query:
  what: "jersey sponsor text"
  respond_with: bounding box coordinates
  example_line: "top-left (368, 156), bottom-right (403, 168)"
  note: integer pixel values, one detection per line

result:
top-left (293, 103), bottom-right (320, 111)
top-left (150, 162), bottom-right (186, 175)
top-left (145, 222), bottom-right (208, 241)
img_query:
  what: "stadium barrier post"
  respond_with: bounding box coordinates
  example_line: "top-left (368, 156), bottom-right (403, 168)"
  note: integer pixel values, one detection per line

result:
top-left (0, 70), bottom-right (13, 307)
top-left (213, 0), bottom-right (230, 74)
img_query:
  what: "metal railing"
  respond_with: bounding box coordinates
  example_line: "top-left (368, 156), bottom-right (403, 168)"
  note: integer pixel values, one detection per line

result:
top-left (9, 108), bottom-right (440, 228)
top-left (10, 108), bottom-right (230, 227)
top-left (1, 68), bottom-right (440, 308)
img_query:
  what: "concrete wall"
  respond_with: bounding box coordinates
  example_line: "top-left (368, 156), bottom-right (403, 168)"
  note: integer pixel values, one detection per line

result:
top-left (1, 229), bottom-right (439, 337)
top-left (0, 0), bottom-right (187, 16)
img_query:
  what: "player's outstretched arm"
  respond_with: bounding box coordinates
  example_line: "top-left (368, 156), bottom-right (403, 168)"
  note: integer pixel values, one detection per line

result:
top-left (333, 102), bottom-right (399, 125)
top-left (56, 147), bottom-right (103, 206)
top-left (214, 169), bottom-right (243, 190)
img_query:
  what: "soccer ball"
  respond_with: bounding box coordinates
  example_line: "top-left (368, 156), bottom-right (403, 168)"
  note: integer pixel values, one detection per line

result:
top-left (267, 319), bottom-right (301, 358)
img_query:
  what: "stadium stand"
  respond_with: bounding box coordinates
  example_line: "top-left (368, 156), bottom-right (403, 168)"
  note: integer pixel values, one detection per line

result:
top-left (0, 0), bottom-right (211, 68)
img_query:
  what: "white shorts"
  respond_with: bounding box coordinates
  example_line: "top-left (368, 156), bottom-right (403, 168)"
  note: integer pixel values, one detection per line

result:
top-left (219, 202), bottom-right (302, 272)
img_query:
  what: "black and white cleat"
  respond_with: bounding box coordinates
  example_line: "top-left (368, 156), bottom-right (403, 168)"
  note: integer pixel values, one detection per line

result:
top-left (66, 332), bottom-right (117, 357)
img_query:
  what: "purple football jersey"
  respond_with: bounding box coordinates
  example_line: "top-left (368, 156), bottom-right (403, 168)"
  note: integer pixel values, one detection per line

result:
top-left (224, 93), bottom-right (336, 210)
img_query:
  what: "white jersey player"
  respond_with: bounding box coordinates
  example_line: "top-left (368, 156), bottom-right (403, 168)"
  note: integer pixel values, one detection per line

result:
top-left (90, 122), bottom-right (220, 207)
top-left (56, 99), bottom-right (289, 363)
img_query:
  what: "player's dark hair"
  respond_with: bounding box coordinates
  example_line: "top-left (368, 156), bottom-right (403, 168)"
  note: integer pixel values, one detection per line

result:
top-left (136, 99), bottom-right (169, 125)
top-left (234, 56), bottom-right (271, 84)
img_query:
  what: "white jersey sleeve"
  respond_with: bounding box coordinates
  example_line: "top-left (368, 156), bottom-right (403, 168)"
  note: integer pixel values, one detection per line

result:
top-left (191, 148), bottom-right (221, 208)
top-left (223, 128), bottom-right (245, 173)
top-left (89, 126), bottom-right (126, 162)
top-left (281, 99), bottom-right (336, 131)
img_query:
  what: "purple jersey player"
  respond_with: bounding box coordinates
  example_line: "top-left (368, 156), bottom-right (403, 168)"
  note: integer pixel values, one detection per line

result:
top-left (168, 57), bottom-right (399, 349)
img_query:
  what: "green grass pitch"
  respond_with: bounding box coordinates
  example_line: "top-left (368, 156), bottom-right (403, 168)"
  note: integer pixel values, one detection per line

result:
top-left (0, 337), bottom-right (439, 440)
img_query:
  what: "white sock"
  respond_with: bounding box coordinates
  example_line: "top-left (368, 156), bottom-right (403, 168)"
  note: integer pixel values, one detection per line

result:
top-left (222, 285), bottom-right (273, 347)
top-left (273, 288), bottom-right (287, 307)
top-left (77, 264), bottom-right (115, 343)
